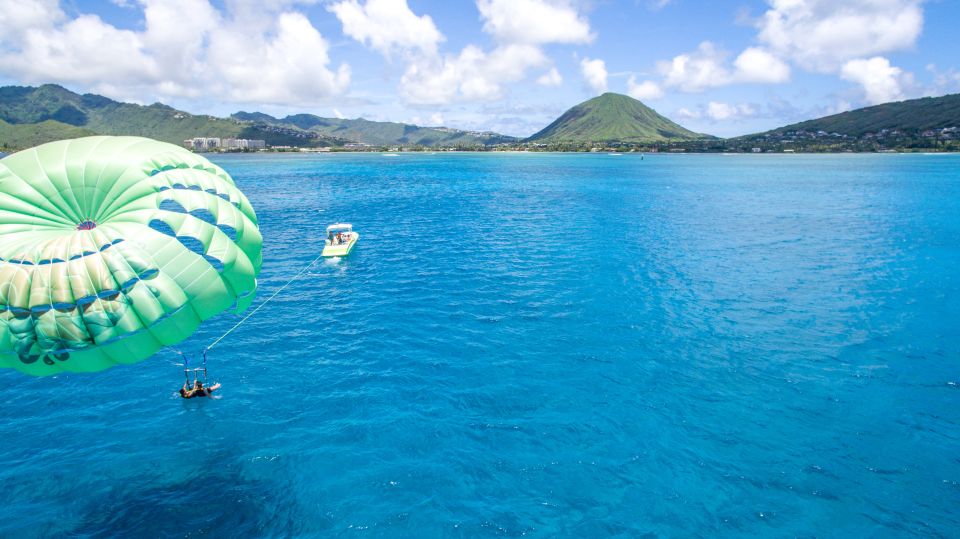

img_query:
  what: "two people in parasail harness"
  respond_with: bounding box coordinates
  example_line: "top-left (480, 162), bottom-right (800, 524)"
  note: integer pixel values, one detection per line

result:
top-left (180, 378), bottom-right (221, 398)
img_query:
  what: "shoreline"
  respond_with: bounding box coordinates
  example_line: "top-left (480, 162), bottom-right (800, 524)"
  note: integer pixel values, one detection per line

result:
top-left (197, 149), bottom-right (960, 156)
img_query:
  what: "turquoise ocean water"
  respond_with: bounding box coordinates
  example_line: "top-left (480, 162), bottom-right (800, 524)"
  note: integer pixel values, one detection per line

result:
top-left (1, 153), bottom-right (958, 537)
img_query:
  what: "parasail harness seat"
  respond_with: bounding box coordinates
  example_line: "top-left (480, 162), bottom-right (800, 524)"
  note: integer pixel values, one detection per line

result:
top-left (174, 348), bottom-right (222, 398)
top-left (176, 349), bottom-right (209, 385)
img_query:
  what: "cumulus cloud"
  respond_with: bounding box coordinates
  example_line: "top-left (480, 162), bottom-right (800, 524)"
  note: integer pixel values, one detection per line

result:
top-left (401, 44), bottom-right (548, 104)
top-left (733, 47), bottom-right (790, 84)
top-left (706, 101), bottom-right (756, 121)
top-left (580, 57), bottom-right (608, 94)
top-left (673, 102), bottom-right (758, 122)
top-left (328, 0), bottom-right (443, 56)
top-left (477, 0), bottom-right (593, 44)
top-left (840, 56), bottom-right (907, 104)
top-left (142, 0), bottom-right (220, 78)
top-left (675, 107), bottom-right (700, 120)
top-left (657, 41), bottom-right (790, 92)
top-left (0, 0), bottom-right (63, 42)
top-left (626, 76), bottom-right (663, 100)
top-left (658, 42), bottom-right (730, 92)
top-left (209, 12), bottom-right (350, 105)
top-left (0, 0), bottom-right (350, 105)
top-left (756, 0), bottom-right (925, 72)
top-left (751, 1), bottom-right (927, 105)
top-left (634, 1), bottom-right (925, 106)
top-left (2, 13), bottom-right (160, 88)
top-left (536, 67), bottom-right (563, 86)
top-left (334, 0), bottom-right (591, 104)
top-left (926, 64), bottom-right (960, 96)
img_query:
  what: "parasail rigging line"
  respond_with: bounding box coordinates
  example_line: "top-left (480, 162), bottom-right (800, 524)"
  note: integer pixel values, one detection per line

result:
top-left (169, 348), bottom-right (208, 383)
top-left (205, 251), bottom-right (327, 351)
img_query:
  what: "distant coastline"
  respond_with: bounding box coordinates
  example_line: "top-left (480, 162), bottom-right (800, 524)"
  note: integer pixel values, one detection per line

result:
top-left (192, 147), bottom-right (960, 155)
top-left (2, 84), bottom-right (959, 154)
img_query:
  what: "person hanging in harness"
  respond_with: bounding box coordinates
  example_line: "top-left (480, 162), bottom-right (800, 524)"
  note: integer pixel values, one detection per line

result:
top-left (175, 349), bottom-right (221, 399)
top-left (180, 378), bottom-right (221, 398)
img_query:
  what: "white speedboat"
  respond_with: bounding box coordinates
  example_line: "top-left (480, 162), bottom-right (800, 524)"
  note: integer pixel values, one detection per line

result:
top-left (322, 223), bottom-right (359, 257)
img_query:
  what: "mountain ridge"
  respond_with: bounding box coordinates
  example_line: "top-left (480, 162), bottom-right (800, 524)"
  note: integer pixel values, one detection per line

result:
top-left (229, 111), bottom-right (516, 147)
top-left (738, 93), bottom-right (960, 140)
top-left (0, 84), bottom-right (514, 150)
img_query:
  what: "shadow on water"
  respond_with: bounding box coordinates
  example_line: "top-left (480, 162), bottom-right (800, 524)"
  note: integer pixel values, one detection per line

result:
top-left (65, 453), bottom-right (329, 538)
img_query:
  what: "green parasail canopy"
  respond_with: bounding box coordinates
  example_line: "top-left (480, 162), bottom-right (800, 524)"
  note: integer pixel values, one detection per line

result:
top-left (0, 136), bottom-right (262, 376)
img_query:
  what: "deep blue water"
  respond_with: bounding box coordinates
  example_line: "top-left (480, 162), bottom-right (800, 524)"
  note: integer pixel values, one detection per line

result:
top-left (1, 153), bottom-right (959, 537)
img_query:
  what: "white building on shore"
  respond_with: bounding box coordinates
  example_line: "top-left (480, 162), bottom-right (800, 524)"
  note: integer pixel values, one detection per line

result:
top-left (220, 138), bottom-right (266, 150)
top-left (184, 137), bottom-right (266, 151)
top-left (184, 137), bottom-right (220, 151)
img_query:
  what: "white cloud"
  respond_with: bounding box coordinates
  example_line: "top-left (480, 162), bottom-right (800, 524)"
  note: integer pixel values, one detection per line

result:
top-left (0, 0), bottom-right (350, 105)
top-left (706, 101), bottom-right (756, 121)
top-left (3, 14), bottom-right (160, 87)
top-left (674, 102), bottom-right (757, 122)
top-left (536, 67), bottom-right (563, 86)
top-left (658, 42), bottom-right (731, 92)
top-left (926, 64), bottom-right (960, 96)
top-left (750, 1), bottom-right (931, 106)
top-left (626, 76), bottom-right (663, 100)
top-left (840, 56), bottom-right (906, 105)
top-left (636, 1), bottom-right (924, 104)
top-left (477, 0), bottom-right (593, 45)
top-left (657, 42), bottom-right (790, 92)
top-left (733, 47), bottom-right (790, 84)
top-left (142, 0), bottom-right (220, 89)
top-left (328, 0), bottom-right (443, 57)
top-left (580, 57), bottom-right (607, 94)
top-left (401, 44), bottom-right (548, 104)
top-left (207, 11), bottom-right (350, 105)
top-left (333, 108), bottom-right (346, 119)
top-left (757, 0), bottom-right (925, 72)
top-left (0, 0), bottom-right (63, 42)
top-left (333, 0), bottom-right (584, 104)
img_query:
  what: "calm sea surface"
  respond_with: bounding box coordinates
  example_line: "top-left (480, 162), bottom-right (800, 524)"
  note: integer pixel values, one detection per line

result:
top-left (1, 153), bottom-right (958, 537)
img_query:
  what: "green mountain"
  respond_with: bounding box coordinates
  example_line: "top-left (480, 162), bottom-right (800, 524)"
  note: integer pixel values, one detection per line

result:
top-left (0, 85), bottom-right (358, 150)
top-left (0, 84), bottom-right (244, 141)
top-left (231, 111), bottom-right (516, 147)
top-left (0, 84), bottom-right (514, 150)
top-left (0, 119), bottom-right (97, 150)
top-left (741, 93), bottom-right (960, 139)
top-left (525, 92), bottom-right (707, 143)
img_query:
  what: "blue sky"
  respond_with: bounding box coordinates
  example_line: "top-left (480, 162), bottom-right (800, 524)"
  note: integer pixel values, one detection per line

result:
top-left (1, 0), bottom-right (958, 137)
